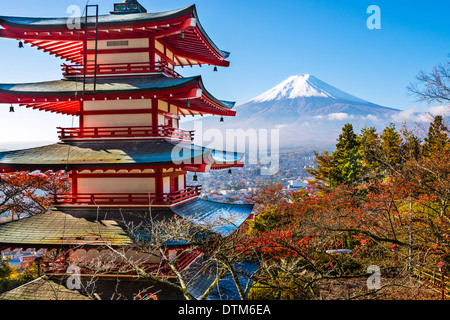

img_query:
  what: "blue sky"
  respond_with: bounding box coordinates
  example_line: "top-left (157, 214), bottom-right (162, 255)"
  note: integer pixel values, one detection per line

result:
top-left (0, 0), bottom-right (449, 147)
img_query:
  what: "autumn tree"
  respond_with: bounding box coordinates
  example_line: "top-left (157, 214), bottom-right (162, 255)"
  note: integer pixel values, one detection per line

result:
top-left (247, 116), bottom-right (450, 300)
top-left (0, 171), bottom-right (69, 220)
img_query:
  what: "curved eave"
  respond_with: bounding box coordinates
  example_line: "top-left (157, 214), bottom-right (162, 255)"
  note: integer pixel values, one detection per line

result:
top-left (0, 210), bottom-right (133, 248)
top-left (0, 5), bottom-right (230, 67)
top-left (0, 141), bottom-right (244, 173)
top-left (0, 76), bottom-right (236, 116)
top-left (172, 198), bottom-right (254, 237)
top-left (0, 6), bottom-right (195, 29)
top-left (161, 5), bottom-right (230, 66)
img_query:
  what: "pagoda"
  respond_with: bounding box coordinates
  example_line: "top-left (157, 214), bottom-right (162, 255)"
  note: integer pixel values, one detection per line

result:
top-left (0, 0), bottom-right (253, 300)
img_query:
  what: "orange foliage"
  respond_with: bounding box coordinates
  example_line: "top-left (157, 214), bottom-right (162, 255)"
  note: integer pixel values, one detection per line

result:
top-left (0, 171), bottom-right (70, 220)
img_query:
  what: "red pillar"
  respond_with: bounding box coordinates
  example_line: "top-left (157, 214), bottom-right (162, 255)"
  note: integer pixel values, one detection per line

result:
top-left (155, 168), bottom-right (164, 204)
top-left (151, 98), bottom-right (159, 135)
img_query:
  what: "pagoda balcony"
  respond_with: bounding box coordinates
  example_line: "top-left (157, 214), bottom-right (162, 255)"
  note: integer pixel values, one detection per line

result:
top-left (52, 186), bottom-right (202, 207)
top-left (58, 125), bottom-right (195, 142)
top-left (62, 61), bottom-right (182, 79)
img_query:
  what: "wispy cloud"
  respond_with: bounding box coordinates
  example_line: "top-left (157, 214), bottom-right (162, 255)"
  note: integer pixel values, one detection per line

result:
top-left (391, 105), bottom-right (449, 123)
top-left (314, 113), bottom-right (355, 121)
top-left (391, 108), bottom-right (418, 122)
top-left (361, 114), bottom-right (379, 122)
top-left (327, 113), bottom-right (353, 121)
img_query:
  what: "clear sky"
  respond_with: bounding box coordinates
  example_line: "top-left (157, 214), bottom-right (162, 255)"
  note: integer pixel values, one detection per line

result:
top-left (0, 0), bottom-right (449, 148)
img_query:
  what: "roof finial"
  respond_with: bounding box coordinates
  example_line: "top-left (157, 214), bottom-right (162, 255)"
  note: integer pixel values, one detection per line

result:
top-left (112, 0), bottom-right (147, 14)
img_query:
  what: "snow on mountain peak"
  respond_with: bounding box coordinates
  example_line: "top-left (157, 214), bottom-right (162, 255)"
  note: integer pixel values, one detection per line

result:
top-left (250, 74), bottom-right (368, 104)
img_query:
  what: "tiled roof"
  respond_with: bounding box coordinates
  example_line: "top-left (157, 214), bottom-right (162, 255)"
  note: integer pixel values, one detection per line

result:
top-left (0, 7), bottom-right (194, 27)
top-left (0, 140), bottom-right (244, 171)
top-left (0, 76), bottom-right (235, 110)
top-left (0, 209), bottom-right (133, 248)
top-left (0, 76), bottom-right (195, 95)
top-left (0, 199), bottom-right (253, 248)
top-left (0, 5), bottom-right (229, 60)
top-left (0, 276), bottom-right (94, 300)
top-left (171, 198), bottom-right (254, 237)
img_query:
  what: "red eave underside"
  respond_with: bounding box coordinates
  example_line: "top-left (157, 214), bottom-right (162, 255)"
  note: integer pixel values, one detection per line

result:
top-left (0, 14), bottom-right (229, 67)
top-left (0, 162), bottom-right (243, 174)
top-left (0, 90), bottom-right (235, 117)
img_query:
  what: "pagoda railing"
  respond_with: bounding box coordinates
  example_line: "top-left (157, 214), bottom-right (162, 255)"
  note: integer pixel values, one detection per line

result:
top-left (62, 61), bottom-right (183, 79)
top-left (58, 125), bottom-right (194, 142)
top-left (52, 186), bottom-right (202, 207)
top-left (41, 249), bottom-right (203, 278)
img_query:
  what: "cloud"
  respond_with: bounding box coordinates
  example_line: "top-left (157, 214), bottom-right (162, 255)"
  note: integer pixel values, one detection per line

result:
top-left (391, 108), bottom-right (418, 122)
top-left (327, 113), bottom-right (353, 121)
top-left (361, 114), bottom-right (379, 122)
top-left (314, 113), bottom-right (363, 121)
top-left (428, 105), bottom-right (450, 116)
top-left (391, 105), bottom-right (449, 123)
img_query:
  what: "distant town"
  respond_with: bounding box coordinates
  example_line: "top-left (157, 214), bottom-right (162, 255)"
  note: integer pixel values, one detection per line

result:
top-left (193, 149), bottom-right (320, 204)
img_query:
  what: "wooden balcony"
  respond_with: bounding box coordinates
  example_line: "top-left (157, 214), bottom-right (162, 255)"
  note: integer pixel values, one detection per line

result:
top-left (58, 125), bottom-right (195, 142)
top-left (53, 186), bottom-right (202, 207)
top-left (62, 61), bottom-right (183, 79)
top-left (42, 249), bottom-right (203, 278)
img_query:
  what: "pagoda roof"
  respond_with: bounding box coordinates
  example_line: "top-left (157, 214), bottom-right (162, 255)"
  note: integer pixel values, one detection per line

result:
top-left (0, 209), bottom-right (133, 248)
top-left (171, 199), bottom-right (254, 237)
top-left (0, 5), bottom-right (230, 66)
top-left (0, 199), bottom-right (254, 249)
top-left (0, 276), bottom-right (95, 300)
top-left (0, 140), bottom-right (244, 172)
top-left (0, 75), bottom-right (236, 116)
top-left (0, 275), bottom-right (188, 300)
top-left (0, 6), bottom-right (197, 29)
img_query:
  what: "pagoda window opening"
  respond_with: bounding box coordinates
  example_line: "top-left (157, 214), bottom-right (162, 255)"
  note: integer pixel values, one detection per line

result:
top-left (107, 40), bottom-right (129, 47)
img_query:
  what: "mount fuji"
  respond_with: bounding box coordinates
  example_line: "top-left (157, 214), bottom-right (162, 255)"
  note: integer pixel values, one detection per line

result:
top-left (184, 74), bottom-right (401, 148)
top-left (233, 74), bottom-right (399, 127)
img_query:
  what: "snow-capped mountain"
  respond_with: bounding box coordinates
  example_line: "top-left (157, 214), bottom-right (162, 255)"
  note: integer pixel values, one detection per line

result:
top-left (236, 74), bottom-right (399, 122)
top-left (251, 74), bottom-right (369, 104)
top-left (183, 74), bottom-right (401, 148)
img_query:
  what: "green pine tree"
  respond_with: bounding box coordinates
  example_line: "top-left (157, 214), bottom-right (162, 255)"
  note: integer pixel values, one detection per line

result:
top-left (306, 150), bottom-right (334, 190)
top-left (422, 115), bottom-right (449, 156)
top-left (400, 124), bottom-right (422, 162)
top-left (380, 123), bottom-right (402, 172)
top-left (358, 126), bottom-right (381, 173)
top-left (331, 123), bottom-right (362, 186)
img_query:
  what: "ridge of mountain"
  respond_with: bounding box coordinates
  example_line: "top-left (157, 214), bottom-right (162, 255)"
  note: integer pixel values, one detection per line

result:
top-left (182, 74), bottom-right (402, 148)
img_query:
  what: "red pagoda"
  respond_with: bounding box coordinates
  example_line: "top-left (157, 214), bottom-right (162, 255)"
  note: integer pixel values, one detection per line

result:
top-left (0, 0), bottom-right (253, 300)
